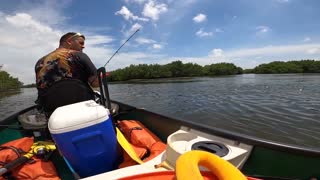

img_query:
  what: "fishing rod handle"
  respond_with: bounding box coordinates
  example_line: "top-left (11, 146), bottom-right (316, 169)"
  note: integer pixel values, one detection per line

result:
top-left (0, 156), bottom-right (29, 176)
top-left (97, 67), bottom-right (111, 109)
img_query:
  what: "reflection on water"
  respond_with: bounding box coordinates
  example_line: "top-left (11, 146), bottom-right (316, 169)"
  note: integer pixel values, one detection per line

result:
top-left (0, 88), bottom-right (36, 117)
top-left (0, 74), bottom-right (320, 148)
top-left (111, 77), bottom-right (204, 84)
top-left (0, 90), bottom-right (21, 99)
top-left (109, 74), bottom-right (320, 148)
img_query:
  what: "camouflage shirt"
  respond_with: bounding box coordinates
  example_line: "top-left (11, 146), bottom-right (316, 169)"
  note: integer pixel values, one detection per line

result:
top-left (35, 48), bottom-right (97, 95)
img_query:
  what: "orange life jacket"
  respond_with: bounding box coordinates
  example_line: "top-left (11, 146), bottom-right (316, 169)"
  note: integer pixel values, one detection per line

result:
top-left (0, 137), bottom-right (60, 180)
top-left (118, 120), bottom-right (166, 168)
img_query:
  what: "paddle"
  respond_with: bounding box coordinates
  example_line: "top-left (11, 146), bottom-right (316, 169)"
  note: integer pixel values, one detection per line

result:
top-left (116, 127), bottom-right (144, 164)
top-left (97, 66), bottom-right (143, 165)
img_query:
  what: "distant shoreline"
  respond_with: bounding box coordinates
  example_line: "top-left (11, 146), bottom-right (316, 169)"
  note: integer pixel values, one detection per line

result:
top-left (20, 72), bottom-right (320, 87)
top-left (0, 88), bottom-right (21, 92)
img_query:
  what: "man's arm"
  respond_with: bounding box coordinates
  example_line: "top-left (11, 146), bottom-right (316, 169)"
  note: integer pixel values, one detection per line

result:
top-left (89, 75), bottom-right (99, 87)
top-left (75, 52), bottom-right (99, 87)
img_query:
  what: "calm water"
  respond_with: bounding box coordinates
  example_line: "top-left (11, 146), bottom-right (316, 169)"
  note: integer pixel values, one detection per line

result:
top-left (1, 74), bottom-right (320, 148)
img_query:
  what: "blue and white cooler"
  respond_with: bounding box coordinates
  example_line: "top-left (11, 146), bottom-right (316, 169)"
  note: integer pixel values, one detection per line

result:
top-left (48, 100), bottom-right (119, 178)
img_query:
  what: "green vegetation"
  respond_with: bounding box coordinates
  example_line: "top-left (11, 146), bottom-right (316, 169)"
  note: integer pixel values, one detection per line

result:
top-left (0, 70), bottom-right (23, 91)
top-left (3, 60), bottom-right (320, 88)
top-left (203, 63), bottom-right (243, 76)
top-left (252, 60), bottom-right (320, 74)
top-left (107, 61), bottom-right (243, 81)
top-left (107, 60), bottom-right (320, 82)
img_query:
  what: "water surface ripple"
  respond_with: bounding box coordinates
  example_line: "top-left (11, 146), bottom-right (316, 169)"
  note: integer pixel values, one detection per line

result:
top-left (109, 74), bottom-right (320, 148)
top-left (0, 74), bottom-right (319, 148)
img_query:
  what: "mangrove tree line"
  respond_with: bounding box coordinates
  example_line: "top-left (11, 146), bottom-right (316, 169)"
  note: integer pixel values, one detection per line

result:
top-left (107, 61), bottom-right (243, 81)
top-left (249, 60), bottom-right (320, 74)
top-left (0, 70), bottom-right (23, 91)
top-left (107, 59), bottom-right (319, 82)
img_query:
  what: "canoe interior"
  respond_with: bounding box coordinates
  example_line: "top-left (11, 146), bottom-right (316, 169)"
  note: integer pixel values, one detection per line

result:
top-left (1, 102), bottom-right (320, 180)
top-left (115, 101), bottom-right (320, 179)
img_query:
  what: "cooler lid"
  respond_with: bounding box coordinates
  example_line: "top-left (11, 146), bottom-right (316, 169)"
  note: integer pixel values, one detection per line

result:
top-left (48, 100), bottom-right (110, 134)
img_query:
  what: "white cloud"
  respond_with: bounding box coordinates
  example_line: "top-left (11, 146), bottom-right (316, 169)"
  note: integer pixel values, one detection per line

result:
top-left (134, 37), bottom-right (163, 50)
top-left (125, 23), bottom-right (142, 37)
top-left (115, 6), bottom-right (149, 22)
top-left (153, 44), bottom-right (162, 49)
top-left (131, 36), bottom-right (164, 50)
top-left (256, 26), bottom-right (270, 34)
top-left (206, 43), bottom-right (320, 68)
top-left (210, 49), bottom-right (224, 58)
top-left (106, 51), bottom-right (164, 71)
top-left (6, 13), bottom-right (53, 34)
top-left (159, 0), bottom-right (198, 24)
top-left (0, 11), bottom-right (115, 84)
top-left (227, 44), bottom-right (320, 57)
top-left (196, 28), bottom-right (213, 37)
top-left (193, 13), bottom-right (206, 23)
top-left (2, 1), bottom-right (320, 85)
top-left (85, 35), bottom-right (114, 46)
top-left (306, 47), bottom-right (320, 54)
top-left (304, 37), bottom-right (311, 42)
top-left (142, 0), bottom-right (168, 21)
top-left (0, 12), bottom-right (61, 84)
top-left (155, 43), bottom-right (320, 70)
top-left (0, 5), bottom-right (153, 84)
top-left (135, 37), bottom-right (156, 44)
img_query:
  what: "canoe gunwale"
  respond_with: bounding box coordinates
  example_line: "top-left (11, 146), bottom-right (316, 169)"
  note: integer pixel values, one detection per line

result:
top-left (0, 105), bottom-right (38, 130)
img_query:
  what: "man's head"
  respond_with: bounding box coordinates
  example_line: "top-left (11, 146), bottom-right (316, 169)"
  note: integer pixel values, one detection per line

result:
top-left (59, 32), bottom-right (85, 51)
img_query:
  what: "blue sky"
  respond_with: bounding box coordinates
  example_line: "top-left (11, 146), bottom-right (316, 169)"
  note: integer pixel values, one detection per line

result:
top-left (1, 0), bottom-right (320, 84)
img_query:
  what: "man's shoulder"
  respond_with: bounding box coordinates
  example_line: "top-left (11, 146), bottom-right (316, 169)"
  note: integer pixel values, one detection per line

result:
top-left (35, 54), bottom-right (48, 66)
top-left (71, 51), bottom-right (91, 61)
top-left (37, 50), bottom-right (58, 62)
top-left (70, 50), bottom-right (88, 56)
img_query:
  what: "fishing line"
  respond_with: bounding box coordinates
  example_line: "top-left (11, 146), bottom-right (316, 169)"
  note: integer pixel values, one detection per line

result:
top-left (104, 29), bottom-right (140, 68)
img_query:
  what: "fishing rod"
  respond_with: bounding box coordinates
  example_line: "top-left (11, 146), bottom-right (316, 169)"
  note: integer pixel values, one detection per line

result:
top-left (99, 29), bottom-right (139, 110)
top-left (104, 28), bottom-right (140, 67)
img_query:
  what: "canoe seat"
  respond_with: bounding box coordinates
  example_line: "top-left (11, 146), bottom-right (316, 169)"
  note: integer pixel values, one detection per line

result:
top-left (37, 79), bottom-right (95, 117)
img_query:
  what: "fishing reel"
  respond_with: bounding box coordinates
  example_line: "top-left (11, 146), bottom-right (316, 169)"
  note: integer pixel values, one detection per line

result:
top-left (0, 141), bottom-right (57, 177)
top-left (30, 141), bottom-right (56, 160)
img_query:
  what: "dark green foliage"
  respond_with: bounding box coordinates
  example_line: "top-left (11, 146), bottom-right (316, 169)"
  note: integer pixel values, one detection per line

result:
top-left (203, 63), bottom-right (243, 76)
top-left (0, 70), bottom-right (23, 91)
top-left (107, 61), bottom-right (242, 82)
top-left (243, 69), bottom-right (254, 73)
top-left (252, 60), bottom-right (320, 74)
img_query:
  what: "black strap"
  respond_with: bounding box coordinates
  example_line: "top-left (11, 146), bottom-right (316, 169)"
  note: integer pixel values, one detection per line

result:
top-left (0, 146), bottom-right (23, 180)
top-left (0, 146), bottom-right (24, 166)
top-left (127, 127), bottom-right (143, 143)
top-left (37, 78), bottom-right (95, 116)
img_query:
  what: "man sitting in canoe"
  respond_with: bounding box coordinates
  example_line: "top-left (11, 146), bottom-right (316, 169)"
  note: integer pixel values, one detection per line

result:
top-left (35, 32), bottom-right (99, 116)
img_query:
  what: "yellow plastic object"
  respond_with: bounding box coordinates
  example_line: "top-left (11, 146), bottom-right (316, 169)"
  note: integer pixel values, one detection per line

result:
top-left (24, 141), bottom-right (56, 159)
top-left (116, 127), bottom-right (144, 164)
top-left (176, 150), bottom-right (247, 180)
